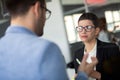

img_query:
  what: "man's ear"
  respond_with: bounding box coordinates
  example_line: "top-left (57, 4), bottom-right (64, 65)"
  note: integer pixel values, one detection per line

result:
top-left (34, 1), bottom-right (41, 17)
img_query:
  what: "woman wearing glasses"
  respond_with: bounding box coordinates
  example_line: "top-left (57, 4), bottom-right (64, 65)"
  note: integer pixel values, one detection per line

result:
top-left (73, 12), bottom-right (120, 80)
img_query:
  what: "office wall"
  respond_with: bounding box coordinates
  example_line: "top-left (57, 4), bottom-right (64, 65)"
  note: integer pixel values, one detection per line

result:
top-left (42, 0), bottom-right (71, 63)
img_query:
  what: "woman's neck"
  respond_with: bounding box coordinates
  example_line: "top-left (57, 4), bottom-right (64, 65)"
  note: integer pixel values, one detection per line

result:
top-left (84, 39), bottom-right (97, 53)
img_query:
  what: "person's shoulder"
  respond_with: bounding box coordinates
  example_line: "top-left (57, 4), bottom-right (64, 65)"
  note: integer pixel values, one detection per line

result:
top-left (33, 38), bottom-right (62, 57)
top-left (102, 41), bottom-right (117, 46)
top-left (34, 37), bottom-right (58, 46)
top-left (75, 48), bottom-right (83, 53)
top-left (98, 39), bottom-right (119, 48)
top-left (75, 42), bottom-right (84, 53)
top-left (33, 38), bottom-right (56, 45)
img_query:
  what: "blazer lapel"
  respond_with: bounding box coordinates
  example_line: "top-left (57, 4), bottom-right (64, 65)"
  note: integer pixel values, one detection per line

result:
top-left (79, 47), bottom-right (84, 62)
top-left (96, 39), bottom-right (104, 71)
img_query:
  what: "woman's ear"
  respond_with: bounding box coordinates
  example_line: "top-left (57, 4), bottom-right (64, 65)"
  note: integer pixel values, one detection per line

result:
top-left (95, 27), bottom-right (100, 36)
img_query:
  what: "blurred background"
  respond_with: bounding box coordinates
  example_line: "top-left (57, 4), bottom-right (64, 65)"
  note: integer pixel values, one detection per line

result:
top-left (0, 0), bottom-right (120, 79)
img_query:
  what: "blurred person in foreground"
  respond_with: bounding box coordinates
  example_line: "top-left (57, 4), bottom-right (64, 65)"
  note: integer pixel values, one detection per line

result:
top-left (0, 0), bottom-right (98, 80)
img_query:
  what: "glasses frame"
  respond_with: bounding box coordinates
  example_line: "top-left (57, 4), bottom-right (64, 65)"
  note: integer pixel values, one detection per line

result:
top-left (76, 26), bottom-right (95, 32)
top-left (41, 6), bottom-right (51, 20)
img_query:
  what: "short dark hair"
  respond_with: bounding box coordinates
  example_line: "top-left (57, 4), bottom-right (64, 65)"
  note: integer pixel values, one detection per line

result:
top-left (5, 0), bottom-right (45, 16)
top-left (78, 12), bottom-right (99, 28)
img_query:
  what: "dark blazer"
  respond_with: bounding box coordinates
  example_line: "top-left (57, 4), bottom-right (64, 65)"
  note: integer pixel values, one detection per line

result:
top-left (73, 39), bottom-right (120, 80)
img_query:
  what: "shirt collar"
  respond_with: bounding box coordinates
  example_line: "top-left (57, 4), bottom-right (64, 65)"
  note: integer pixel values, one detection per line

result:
top-left (6, 25), bottom-right (37, 36)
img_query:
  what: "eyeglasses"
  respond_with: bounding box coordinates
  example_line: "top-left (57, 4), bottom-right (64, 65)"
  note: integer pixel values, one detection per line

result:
top-left (41, 6), bottom-right (51, 20)
top-left (76, 26), bottom-right (95, 32)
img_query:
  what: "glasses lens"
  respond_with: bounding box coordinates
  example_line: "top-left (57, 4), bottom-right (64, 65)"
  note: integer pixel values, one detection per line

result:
top-left (76, 26), bottom-right (95, 32)
top-left (46, 10), bottom-right (51, 19)
top-left (41, 6), bottom-right (51, 20)
top-left (76, 26), bottom-right (82, 32)
top-left (86, 26), bottom-right (95, 31)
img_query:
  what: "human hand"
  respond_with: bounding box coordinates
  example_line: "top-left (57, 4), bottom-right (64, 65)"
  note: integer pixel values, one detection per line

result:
top-left (89, 56), bottom-right (101, 80)
top-left (77, 54), bottom-right (98, 76)
top-left (89, 70), bottom-right (101, 80)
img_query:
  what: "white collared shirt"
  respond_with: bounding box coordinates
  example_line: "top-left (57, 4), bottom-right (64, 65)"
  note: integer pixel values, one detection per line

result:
top-left (84, 42), bottom-right (97, 63)
top-left (84, 42), bottom-right (97, 80)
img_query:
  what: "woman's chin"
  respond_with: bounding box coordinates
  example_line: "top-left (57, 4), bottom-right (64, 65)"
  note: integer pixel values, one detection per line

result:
top-left (81, 39), bottom-right (88, 42)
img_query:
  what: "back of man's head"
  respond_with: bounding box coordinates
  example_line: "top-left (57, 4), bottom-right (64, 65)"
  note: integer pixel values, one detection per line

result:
top-left (5, 0), bottom-right (45, 17)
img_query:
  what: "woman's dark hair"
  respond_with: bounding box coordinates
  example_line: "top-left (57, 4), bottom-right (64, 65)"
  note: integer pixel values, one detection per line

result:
top-left (5, 0), bottom-right (45, 16)
top-left (78, 12), bottom-right (99, 28)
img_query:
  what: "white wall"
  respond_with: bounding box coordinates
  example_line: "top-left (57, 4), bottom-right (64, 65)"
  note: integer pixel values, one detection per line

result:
top-left (42, 0), bottom-right (71, 63)
top-left (61, 0), bottom-right (83, 5)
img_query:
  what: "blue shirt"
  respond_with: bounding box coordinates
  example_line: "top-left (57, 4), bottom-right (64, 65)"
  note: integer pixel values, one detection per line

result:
top-left (0, 26), bottom-right (88, 80)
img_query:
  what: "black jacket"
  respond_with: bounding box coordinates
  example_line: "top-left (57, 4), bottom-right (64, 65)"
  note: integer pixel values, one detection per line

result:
top-left (73, 39), bottom-right (120, 80)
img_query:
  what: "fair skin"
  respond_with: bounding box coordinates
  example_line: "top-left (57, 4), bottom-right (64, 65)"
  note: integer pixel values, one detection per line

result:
top-left (11, 1), bottom-right (46, 36)
top-left (78, 20), bottom-right (101, 79)
top-left (78, 53), bottom-right (98, 76)
top-left (78, 20), bottom-right (100, 52)
top-left (75, 54), bottom-right (99, 79)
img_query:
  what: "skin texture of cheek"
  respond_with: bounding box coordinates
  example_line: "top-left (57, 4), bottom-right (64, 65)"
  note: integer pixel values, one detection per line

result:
top-left (79, 30), bottom-right (96, 43)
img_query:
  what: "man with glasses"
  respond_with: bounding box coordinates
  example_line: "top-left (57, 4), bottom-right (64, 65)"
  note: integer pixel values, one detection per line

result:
top-left (0, 0), bottom-right (98, 80)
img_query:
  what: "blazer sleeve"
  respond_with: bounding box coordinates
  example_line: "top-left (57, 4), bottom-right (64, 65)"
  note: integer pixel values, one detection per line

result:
top-left (104, 43), bottom-right (120, 59)
top-left (73, 52), bottom-right (79, 73)
top-left (73, 48), bottom-right (84, 74)
top-left (102, 43), bottom-right (120, 79)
